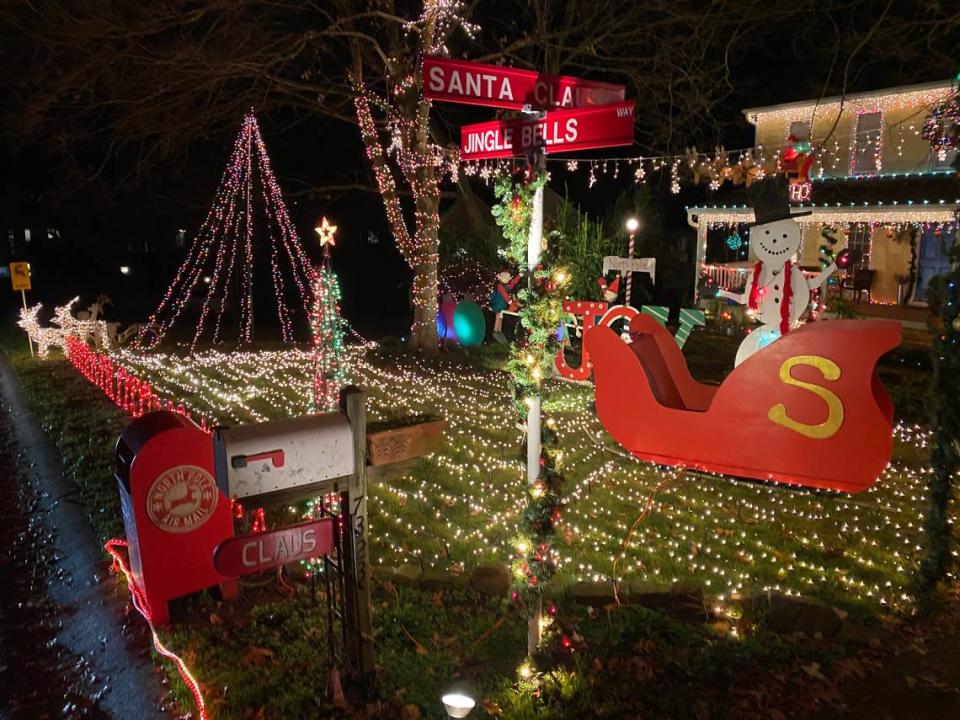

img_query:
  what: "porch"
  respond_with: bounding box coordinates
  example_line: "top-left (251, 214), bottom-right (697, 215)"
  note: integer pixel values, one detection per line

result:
top-left (847, 299), bottom-right (931, 329)
top-left (688, 203), bottom-right (957, 326)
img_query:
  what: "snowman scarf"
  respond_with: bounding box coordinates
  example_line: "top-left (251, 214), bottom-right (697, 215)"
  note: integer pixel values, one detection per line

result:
top-left (747, 260), bottom-right (793, 336)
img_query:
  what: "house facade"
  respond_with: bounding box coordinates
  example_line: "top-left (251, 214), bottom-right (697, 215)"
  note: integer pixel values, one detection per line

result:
top-left (688, 79), bottom-right (959, 306)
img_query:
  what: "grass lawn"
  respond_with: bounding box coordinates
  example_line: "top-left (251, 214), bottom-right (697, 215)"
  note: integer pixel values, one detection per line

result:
top-left (2, 324), bottom-right (942, 719)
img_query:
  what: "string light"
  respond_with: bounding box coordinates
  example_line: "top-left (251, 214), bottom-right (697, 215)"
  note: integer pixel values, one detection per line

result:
top-left (311, 226), bottom-right (347, 413)
top-left (742, 81), bottom-right (955, 127)
top-left (49, 330), bottom-right (935, 612)
top-left (104, 539), bottom-right (209, 720)
top-left (139, 112), bottom-right (313, 352)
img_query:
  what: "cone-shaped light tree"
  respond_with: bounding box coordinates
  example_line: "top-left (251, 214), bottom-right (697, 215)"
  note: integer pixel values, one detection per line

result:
top-left (140, 112), bottom-right (314, 351)
top-left (310, 218), bottom-right (348, 413)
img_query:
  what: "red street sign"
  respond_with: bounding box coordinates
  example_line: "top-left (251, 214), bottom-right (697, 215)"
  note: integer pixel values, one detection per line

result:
top-left (213, 519), bottom-right (333, 577)
top-left (460, 101), bottom-right (635, 161)
top-left (423, 56), bottom-right (625, 111)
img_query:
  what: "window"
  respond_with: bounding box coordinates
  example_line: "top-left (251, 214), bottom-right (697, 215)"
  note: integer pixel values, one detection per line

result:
top-left (846, 224), bottom-right (872, 269)
top-left (851, 111), bottom-right (883, 175)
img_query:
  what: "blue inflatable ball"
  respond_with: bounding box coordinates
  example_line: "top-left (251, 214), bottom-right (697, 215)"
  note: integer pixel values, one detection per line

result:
top-left (452, 300), bottom-right (486, 346)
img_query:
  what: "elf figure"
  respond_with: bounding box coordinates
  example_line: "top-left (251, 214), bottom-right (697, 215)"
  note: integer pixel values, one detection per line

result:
top-left (719, 176), bottom-right (836, 367)
top-left (490, 268), bottom-right (521, 342)
top-left (597, 276), bottom-right (621, 304)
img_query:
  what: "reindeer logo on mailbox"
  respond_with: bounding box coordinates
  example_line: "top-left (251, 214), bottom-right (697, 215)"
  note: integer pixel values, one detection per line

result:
top-left (146, 465), bottom-right (219, 533)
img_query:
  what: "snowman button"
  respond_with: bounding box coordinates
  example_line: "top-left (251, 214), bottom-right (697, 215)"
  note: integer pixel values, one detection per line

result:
top-left (774, 284), bottom-right (779, 290)
top-left (774, 298), bottom-right (780, 303)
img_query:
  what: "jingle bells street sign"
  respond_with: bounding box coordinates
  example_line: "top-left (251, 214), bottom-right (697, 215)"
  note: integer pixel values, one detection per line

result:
top-left (460, 101), bottom-right (636, 160)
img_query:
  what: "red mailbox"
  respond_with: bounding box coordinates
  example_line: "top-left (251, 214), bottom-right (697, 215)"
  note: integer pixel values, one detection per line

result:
top-left (115, 411), bottom-right (236, 625)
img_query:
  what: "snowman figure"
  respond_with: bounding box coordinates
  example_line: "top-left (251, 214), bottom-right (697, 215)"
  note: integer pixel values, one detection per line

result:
top-left (719, 177), bottom-right (836, 366)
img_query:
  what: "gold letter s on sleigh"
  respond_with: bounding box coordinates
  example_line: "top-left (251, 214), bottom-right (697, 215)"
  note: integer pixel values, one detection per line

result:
top-left (767, 355), bottom-right (844, 439)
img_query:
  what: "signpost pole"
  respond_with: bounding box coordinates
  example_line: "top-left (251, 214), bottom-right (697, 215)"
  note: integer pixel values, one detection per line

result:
top-left (21, 289), bottom-right (33, 357)
top-left (525, 129), bottom-right (546, 657)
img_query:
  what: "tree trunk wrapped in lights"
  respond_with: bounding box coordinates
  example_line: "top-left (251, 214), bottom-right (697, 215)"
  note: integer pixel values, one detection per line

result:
top-left (348, 1), bottom-right (469, 352)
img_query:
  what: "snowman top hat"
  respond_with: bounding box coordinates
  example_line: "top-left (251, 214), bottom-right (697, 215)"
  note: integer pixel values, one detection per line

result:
top-left (747, 175), bottom-right (811, 227)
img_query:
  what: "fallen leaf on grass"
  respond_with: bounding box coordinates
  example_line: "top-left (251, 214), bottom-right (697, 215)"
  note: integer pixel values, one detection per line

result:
top-left (480, 699), bottom-right (504, 716)
top-left (917, 674), bottom-right (950, 690)
top-left (832, 657), bottom-right (866, 681)
top-left (401, 703), bottom-right (422, 720)
top-left (905, 676), bottom-right (917, 689)
top-left (209, 613), bottom-right (222, 626)
top-left (802, 662), bottom-right (825, 680)
top-left (242, 646), bottom-right (274, 666)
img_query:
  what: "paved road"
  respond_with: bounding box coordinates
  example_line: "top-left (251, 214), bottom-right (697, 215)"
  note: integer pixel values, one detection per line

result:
top-left (0, 351), bottom-right (166, 719)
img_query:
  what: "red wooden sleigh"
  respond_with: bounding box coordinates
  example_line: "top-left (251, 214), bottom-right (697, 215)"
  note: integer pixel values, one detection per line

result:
top-left (585, 315), bottom-right (901, 493)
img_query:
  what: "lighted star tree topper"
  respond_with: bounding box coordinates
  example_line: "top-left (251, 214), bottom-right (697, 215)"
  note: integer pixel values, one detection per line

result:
top-left (311, 218), bottom-right (347, 413)
top-left (140, 112), bottom-right (315, 351)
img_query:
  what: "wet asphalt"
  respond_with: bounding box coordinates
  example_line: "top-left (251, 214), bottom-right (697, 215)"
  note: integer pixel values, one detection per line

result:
top-left (0, 351), bottom-right (166, 719)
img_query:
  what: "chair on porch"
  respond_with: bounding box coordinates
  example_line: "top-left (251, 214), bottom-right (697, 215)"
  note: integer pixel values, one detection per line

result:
top-left (840, 268), bottom-right (876, 303)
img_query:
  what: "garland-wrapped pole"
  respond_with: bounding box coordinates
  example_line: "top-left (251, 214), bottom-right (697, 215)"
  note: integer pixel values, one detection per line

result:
top-left (493, 148), bottom-right (567, 665)
top-left (525, 146), bottom-right (546, 656)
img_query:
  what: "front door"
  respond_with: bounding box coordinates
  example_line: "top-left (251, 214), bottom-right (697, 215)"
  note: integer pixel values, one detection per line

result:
top-left (914, 227), bottom-right (955, 302)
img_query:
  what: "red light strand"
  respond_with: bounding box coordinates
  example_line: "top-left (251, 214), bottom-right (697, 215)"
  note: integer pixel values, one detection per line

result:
top-left (104, 539), bottom-right (209, 720)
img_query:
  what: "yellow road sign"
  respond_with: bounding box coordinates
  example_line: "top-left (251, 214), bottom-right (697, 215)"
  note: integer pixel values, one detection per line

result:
top-left (10, 262), bottom-right (31, 291)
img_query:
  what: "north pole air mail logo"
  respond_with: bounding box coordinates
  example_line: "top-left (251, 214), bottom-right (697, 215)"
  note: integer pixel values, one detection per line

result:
top-left (146, 465), bottom-right (218, 533)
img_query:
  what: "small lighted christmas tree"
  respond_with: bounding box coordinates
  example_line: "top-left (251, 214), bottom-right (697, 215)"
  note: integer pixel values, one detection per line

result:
top-left (311, 218), bottom-right (347, 413)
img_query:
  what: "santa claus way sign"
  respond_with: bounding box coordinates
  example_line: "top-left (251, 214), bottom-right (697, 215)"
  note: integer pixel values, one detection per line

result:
top-left (460, 101), bottom-right (636, 160)
top-left (423, 56), bottom-right (625, 110)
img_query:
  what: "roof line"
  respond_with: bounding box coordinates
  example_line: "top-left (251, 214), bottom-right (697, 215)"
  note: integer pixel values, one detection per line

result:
top-left (741, 79), bottom-right (956, 120)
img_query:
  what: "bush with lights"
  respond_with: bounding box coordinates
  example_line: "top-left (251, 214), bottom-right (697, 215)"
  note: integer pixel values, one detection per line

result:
top-left (917, 242), bottom-right (960, 600)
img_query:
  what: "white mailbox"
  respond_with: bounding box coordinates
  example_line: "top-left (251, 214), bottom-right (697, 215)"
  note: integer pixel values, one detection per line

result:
top-left (213, 413), bottom-right (356, 502)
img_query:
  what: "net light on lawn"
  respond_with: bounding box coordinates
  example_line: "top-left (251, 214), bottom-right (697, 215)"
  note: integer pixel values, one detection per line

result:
top-left (120, 265), bottom-right (131, 275)
top-left (441, 692), bottom-right (476, 719)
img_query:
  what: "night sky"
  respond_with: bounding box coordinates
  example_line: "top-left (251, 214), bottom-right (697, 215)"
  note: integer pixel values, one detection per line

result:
top-left (1, 1), bottom-right (956, 336)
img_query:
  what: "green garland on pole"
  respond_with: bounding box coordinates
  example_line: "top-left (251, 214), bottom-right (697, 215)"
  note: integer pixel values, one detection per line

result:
top-left (492, 168), bottom-right (569, 610)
